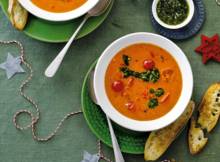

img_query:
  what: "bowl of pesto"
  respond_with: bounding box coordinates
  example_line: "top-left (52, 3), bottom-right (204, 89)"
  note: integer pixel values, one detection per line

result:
top-left (152, 0), bottom-right (195, 29)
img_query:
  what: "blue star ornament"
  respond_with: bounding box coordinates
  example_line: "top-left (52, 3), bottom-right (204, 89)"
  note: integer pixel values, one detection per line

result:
top-left (0, 53), bottom-right (25, 79)
top-left (81, 151), bottom-right (100, 162)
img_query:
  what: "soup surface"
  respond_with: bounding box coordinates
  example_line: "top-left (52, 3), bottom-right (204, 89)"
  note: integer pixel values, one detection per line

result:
top-left (105, 43), bottom-right (182, 121)
top-left (32, 0), bottom-right (87, 13)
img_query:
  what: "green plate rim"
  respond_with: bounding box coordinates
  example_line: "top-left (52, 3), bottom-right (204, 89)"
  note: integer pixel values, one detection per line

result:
top-left (81, 60), bottom-right (146, 155)
top-left (0, 0), bottom-right (114, 43)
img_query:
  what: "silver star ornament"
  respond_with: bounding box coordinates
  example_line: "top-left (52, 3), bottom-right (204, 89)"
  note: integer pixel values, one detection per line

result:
top-left (81, 151), bottom-right (100, 162)
top-left (0, 53), bottom-right (25, 79)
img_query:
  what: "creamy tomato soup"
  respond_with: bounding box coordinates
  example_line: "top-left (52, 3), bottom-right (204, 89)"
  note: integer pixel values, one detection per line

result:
top-left (105, 43), bottom-right (182, 121)
top-left (32, 0), bottom-right (87, 13)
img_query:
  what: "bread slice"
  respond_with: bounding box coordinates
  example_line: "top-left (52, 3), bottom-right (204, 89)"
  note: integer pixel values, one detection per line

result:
top-left (8, 0), bottom-right (28, 30)
top-left (197, 83), bottom-right (220, 132)
top-left (188, 118), bottom-right (208, 155)
top-left (144, 101), bottom-right (195, 161)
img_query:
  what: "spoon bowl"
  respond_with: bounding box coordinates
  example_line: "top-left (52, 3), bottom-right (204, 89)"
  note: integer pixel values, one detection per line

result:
top-left (88, 0), bottom-right (112, 16)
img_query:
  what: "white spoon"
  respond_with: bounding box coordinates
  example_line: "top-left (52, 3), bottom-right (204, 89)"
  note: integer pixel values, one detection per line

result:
top-left (89, 70), bottom-right (125, 162)
top-left (45, 0), bottom-right (112, 78)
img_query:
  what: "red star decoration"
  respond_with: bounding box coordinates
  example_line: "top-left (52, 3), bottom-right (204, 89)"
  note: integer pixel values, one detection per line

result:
top-left (195, 34), bottom-right (220, 64)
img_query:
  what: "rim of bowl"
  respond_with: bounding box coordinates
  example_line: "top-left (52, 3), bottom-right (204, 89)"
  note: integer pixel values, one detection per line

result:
top-left (94, 32), bottom-right (193, 132)
top-left (152, 0), bottom-right (195, 29)
top-left (18, 0), bottom-right (99, 22)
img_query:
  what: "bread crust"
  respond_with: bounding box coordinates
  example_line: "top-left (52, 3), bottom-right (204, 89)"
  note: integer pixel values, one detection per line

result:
top-left (8, 0), bottom-right (28, 30)
top-left (188, 117), bottom-right (208, 155)
top-left (144, 101), bottom-right (195, 161)
top-left (198, 83), bottom-right (220, 132)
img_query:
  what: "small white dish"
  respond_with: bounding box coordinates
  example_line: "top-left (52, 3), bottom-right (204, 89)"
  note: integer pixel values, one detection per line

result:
top-left (18, 0), bottom-right (99, 22)
top-left (152, 0), bottom-right (195, 29)
top-left (94, 32), bottom-right (193, 132)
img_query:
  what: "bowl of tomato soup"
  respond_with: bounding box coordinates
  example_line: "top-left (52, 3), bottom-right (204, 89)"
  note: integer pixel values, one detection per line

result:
top-left (18, 0), bottom-right (99, 21)
top-left (94, 32), bottom-right (193, 132)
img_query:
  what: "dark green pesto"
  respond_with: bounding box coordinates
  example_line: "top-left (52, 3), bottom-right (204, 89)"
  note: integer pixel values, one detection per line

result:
top-left (149, 88), bottom-right (165, 97)
top-left (122, 54), bottom-right (131, 66)
top-left (157, 0), bottom-right (189, 25)
top-left (148, 98), bottom-right (159, 109)
top-left (119, 67), bottom-right (160, 83)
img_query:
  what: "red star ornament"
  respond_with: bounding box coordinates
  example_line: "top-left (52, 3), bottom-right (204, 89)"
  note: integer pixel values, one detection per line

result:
top-left (195, 34), bottom-right (220, 64)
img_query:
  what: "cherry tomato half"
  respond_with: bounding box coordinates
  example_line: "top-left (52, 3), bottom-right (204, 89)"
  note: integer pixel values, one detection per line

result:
top-left (112, 80), bottom-right (124, 92)
top-left (143, 59), bottom-right (155, 70)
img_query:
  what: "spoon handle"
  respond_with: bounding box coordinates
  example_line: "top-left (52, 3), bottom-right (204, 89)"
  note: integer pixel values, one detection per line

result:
top-left (44, 15), bottom-right (89, 77)
top-left (106, 116), bottom-right (125, 162)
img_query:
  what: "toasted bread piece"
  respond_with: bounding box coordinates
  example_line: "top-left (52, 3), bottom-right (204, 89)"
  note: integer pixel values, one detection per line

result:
top-left (198, 83), bottom-right (220, 132)
top-left (8, 0), bottom-right (15, 25)
top-left (144, 101), bottom-right (195, 161)
top-left (188, 118), bottom-right (208, 155)
top-left (8, 0), bottom-right (28, 30)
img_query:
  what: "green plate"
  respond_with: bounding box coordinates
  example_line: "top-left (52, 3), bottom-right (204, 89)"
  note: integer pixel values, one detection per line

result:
top-left (0, 0), bottom-right (114, 43)
top-left (81, 61), bottom-right (148, 154)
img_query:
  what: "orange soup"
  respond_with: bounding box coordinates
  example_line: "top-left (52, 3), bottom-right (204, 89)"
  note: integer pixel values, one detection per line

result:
top-left (32, 0), bottom-right (87, 13)
top-left (105, 43), bottom-right (182, 121)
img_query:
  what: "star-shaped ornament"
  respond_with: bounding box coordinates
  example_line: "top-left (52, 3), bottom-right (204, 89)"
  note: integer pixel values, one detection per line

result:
top-left (195, 34), bottom-right (220, 64)
top-left (0, 53), bottom-right (25, 79)
top-left (81, 151), bottom-right (100, 162)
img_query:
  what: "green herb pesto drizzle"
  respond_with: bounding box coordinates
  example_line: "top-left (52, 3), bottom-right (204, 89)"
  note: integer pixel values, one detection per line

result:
top-left (120, 67), bottom-right (160, 83)
top-left (120, 55), bottom-right (160, 83)
top-left (157, 0), bottom-right (189, 25)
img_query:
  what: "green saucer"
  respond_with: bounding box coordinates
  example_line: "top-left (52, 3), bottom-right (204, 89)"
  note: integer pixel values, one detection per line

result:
top-left (0, 0), bottom-right (114, 43)
top-left (81, 61), bottom-right (148, 154)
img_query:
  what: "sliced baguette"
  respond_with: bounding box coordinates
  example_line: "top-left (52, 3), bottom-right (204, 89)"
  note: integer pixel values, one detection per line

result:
top-left (197, 83), bottom-right (220, 132)
top-left (8, 0), bottom-right (28, 30)
top-left (144, 101), bottom-right (195, 161)
top-left (188, 117), bottom-right (208, 155)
